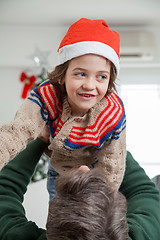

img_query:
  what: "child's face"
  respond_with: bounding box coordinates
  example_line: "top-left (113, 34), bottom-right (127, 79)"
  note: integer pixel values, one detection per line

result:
top-left (63, 54), bottom-right (111, 116)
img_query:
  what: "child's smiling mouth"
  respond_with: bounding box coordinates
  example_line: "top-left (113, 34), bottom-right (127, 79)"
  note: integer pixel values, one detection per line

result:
top-left (78, 93), bottom-right (96, 99)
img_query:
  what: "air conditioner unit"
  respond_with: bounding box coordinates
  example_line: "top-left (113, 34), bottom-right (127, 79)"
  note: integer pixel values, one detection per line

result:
top-left (119, 32), bottom-right (155, 63)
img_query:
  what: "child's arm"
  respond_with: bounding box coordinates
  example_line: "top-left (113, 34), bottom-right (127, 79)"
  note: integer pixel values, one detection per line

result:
top-left (97, 127), bottom-right (126, 191)
top-left (0, 98), bottom-right (47, 170)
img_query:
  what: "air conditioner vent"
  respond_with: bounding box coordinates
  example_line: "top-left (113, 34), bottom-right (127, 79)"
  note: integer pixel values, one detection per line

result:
top-left (120, 32), bottom-right (155, 62)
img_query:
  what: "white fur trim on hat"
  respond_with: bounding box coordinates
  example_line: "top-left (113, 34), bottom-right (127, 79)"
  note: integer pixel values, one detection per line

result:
top-left (57, 41), bottom-right (120, 75)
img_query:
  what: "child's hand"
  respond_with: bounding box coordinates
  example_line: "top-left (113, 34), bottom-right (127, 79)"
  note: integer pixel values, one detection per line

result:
top-left (38, 125), bottom-right (50, 143)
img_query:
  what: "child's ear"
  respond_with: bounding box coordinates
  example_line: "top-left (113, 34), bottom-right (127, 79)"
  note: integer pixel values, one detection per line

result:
top-left (58, 78), bottom-right (65, 85)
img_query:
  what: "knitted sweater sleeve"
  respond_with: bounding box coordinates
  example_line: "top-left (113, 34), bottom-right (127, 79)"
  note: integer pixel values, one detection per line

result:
top-left (95, 92), bottom-right (126, 191)
top-left (96, 127), bottom-right (126, 191)
top-left (0, 98), bottom-right (47, 170)
top-left (0, 138), bottom-right (47, 240)
top-left (120, 151), bottom-right (160, 240)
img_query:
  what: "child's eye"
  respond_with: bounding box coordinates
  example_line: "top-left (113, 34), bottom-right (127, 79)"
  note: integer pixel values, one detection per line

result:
top-left (97, 75), bottom-right (107, 80)
top-left (75, 72), bottom-right (85, 77)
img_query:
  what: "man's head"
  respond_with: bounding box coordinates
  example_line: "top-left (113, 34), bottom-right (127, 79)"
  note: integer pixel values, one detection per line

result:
top-left (46, 167), bottom-right (128, 240)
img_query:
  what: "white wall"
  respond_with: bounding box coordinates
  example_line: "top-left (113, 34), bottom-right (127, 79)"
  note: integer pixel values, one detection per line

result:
top-left (0, 25), bottom-right (66, 124)
top-left (119, 67), bottom-right (160, 177)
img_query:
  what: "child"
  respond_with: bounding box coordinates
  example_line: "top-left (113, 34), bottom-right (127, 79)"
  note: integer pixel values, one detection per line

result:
top-left (0, 18), bottom-right (126, 191)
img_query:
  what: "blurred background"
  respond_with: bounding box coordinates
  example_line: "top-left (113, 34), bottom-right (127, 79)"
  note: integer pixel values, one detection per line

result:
top-left (0, 0), bottom-right (160, 228)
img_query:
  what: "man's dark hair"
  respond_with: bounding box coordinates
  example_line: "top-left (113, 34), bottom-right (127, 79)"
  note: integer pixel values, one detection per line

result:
top-left (46, 168), bottom-right (128, 240)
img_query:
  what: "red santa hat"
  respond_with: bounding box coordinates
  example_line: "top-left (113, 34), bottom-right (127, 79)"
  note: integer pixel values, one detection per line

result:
top-left (57, 18), bottom-right (120, 75)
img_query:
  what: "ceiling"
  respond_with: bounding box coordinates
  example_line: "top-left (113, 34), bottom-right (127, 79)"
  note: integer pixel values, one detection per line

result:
top-left (0, 0), bottom-right (160, 27)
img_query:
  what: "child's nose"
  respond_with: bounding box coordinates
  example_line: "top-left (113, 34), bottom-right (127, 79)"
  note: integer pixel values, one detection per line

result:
top-left (82, 77), bottom-right (95, 90)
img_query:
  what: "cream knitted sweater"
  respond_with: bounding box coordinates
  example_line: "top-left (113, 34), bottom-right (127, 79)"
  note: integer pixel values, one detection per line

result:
top-left (0, 80), bottom-right (126, 191)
